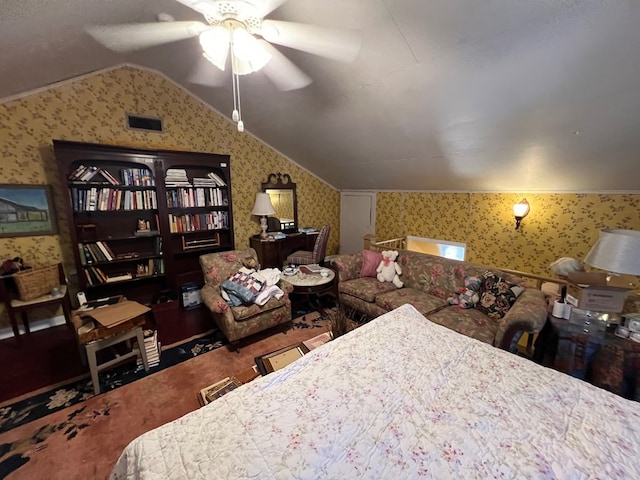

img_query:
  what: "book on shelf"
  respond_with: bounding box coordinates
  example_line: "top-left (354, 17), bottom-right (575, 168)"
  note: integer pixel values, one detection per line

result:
top-left (105, 272), bottom-right (133, 283)
top-left (95, 241), bottom-right (114, 261)
top-left (85, 266), bottom-right (108, 285)
top-left (68, 165), bottom-right (120, 185)
top-left (197, 376), bottom-right (242, 407)
top-left (207, 172), bottom-right (227, 187)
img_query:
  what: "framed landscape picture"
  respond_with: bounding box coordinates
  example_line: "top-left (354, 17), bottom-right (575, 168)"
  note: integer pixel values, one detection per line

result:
top-left (0, 184), bottom-right (58, 237)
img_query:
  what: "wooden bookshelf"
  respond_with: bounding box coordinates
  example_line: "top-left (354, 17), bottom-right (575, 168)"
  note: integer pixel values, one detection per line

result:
top-left (54, 140), bottom-right (235, 342)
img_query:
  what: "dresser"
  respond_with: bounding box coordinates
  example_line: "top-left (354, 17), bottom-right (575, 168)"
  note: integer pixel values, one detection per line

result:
top-left (250, 233), bottom-right (318, 269)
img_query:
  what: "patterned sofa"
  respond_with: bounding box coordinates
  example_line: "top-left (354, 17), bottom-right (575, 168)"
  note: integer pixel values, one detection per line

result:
top-left (330, 250), bottom-right (548, 352)
top-left (199, 248), bottom-right (293, 345)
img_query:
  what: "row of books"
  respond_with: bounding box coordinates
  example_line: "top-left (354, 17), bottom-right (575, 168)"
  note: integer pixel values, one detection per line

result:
top-left (136, 330), bottom-right (161, 369)
top-left (165, 168), bottom-right (227, 188)
top-left (165, 187), bottom-right (228, 208)
top-left (78, 241), bottom-right (115, 264)
top-left (83, 266), bottom-right (130, 286)
top-left (82, 259), bottom-right (163, 286)
top-left (137, 258), bottom-right (165, 276)
top-left (71, 187), bottom-right (158, 211)
top-left (68, 165), bottom-right (155, 186)
top-left (168, 212), bottom-right (229, 233)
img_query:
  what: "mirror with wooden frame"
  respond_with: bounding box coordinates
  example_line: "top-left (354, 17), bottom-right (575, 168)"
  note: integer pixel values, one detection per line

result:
top-left (262, 173), bottom-right (298, 234)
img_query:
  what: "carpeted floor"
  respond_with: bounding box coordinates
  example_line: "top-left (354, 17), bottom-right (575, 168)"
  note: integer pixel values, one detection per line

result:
top-left (0, 311), bottom-right (331, 480)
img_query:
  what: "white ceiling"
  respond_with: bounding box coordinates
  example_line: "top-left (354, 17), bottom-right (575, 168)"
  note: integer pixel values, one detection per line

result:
top-left (1, 0), bottom-right (639, 192)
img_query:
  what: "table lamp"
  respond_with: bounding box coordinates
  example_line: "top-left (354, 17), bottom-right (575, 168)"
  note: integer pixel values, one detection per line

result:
top-left (251, 192), bottom-right (276, 240)
top-left (584, 229), bottom-right (640, 277)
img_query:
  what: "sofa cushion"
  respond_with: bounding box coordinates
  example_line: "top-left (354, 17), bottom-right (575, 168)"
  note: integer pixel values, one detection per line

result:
top-left (338, 277), bottom-right (397, 303)
top-left (476, 271), bottom-right (524, 320)
top-left (427, 306), bottom-right (498, 345)
top-left (230, 295), bottom-right (286, 321)
top-left (375, 288), bottom-right (447, 316)
top-left (398, 252), bottom-right (466, 298)
top-left (361, 250), bottom-right (382, 278)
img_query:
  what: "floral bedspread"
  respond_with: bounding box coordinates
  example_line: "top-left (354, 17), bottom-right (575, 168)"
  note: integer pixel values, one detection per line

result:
top-left (111, 304), bottom-right (640, 479)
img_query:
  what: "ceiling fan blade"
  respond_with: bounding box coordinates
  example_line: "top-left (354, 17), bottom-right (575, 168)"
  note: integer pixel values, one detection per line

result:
top-left (260, 20), bottom-right (361, 63)
top-left (253, 0), bottom-right (291, 17)
top-left (258, 40), bottom-right (312, 91)
top-left (188, 55), bottom-right (228, 87)
top-left (174, 0), bottom-right (220, 18)
top-left (85, 21), bottom-right (208, 52)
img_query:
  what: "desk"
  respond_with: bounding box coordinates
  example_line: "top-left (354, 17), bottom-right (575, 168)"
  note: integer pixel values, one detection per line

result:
top-left (250, 233), bottom-right (318, 269)
top-left (534, 314), bottom-right (640, 401)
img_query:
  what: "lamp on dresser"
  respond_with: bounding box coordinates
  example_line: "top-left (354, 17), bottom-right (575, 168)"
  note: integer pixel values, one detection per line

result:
top-left (584, 229), bottom-right (640, 331)
top-left (584, 229), bottom-right (640, 278)
top-left (252, 192), bottom-right (276, 240)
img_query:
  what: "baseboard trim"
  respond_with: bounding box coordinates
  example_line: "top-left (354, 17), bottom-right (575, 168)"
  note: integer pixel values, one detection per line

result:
top-left (0, 315), bottom-right (67, 340)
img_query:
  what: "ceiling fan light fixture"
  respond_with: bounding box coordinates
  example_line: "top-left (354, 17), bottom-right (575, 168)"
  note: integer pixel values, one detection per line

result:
top-left (199, 26), bottom-right (230, 71)
top-left (231, 27), bottom-right (271, 73)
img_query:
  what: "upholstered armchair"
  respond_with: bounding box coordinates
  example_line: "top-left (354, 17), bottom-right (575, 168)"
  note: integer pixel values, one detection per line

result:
top-left (199, 248), bottom-right (293, 346)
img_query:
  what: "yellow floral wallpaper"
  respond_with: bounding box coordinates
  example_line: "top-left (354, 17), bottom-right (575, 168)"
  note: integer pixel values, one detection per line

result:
top-left (376, 192), bottom-right (640, 276)
top-left (0, 65), bottom-right (339, 329)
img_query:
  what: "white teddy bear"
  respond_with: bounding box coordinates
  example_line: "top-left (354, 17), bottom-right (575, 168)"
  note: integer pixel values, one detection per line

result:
top-left (376, 250), bottom-right (404, 288)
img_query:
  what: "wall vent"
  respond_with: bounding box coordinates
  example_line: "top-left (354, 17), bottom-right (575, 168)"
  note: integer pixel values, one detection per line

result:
top-left (126, 114), bottom-right (163, 132)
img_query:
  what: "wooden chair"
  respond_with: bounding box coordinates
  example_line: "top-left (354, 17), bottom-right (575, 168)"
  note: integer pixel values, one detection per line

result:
top-left (0, 263), bottom-right (73, 342)
top-left (286, 225), bottom-right (330, 266)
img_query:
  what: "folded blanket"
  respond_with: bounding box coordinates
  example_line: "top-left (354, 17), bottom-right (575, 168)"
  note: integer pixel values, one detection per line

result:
top-left (221, 269), bottom-right (265, 306)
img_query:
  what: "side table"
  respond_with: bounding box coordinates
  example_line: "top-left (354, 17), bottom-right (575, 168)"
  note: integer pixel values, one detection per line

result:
top-left (283, 268), bottom-right (336, 314)
top-left (534, 314), bottom-right (640, 401)
top-left (71, 311), bottom-right (150, 395)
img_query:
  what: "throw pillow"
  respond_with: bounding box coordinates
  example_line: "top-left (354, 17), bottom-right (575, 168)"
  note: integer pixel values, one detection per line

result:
top-left (361, 250), bottom-right (383, 278)
top-left (476, 270), bottom-right (524, 320)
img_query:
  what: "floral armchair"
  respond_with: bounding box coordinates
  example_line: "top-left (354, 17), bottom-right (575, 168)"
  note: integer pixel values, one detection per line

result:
top-left (199, 248), bottom-right (293, 346)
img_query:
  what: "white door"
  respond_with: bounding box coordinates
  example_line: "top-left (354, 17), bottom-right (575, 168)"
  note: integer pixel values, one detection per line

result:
top-left (340, 191), bottom-right (376, 254)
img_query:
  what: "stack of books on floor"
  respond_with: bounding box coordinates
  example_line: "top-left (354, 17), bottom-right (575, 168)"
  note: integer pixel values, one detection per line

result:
top-left (136, 329), bottom-right (161, 369)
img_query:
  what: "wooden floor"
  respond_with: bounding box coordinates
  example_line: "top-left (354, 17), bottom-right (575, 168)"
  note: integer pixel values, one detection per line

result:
top-left (0, 324), bottom-right (85, 404)
top-left (0, 306), bottom-right (214, 405)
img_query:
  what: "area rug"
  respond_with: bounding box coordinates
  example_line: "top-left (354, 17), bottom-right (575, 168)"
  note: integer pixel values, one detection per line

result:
top-left (0, 311), bottom-right (327, 435)
top-left (0, 311), bottom-right (331, 480)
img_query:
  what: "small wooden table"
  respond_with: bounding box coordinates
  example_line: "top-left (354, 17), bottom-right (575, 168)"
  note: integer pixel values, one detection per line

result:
top-left (72, 311), bottom-right (149, 395)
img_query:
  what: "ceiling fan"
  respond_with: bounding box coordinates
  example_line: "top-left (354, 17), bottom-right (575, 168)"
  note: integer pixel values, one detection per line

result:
top-left (86, 0), bottom-right (361, 131)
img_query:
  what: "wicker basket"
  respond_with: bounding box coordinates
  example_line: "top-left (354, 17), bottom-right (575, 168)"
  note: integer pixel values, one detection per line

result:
top-left (13, 264), bottom-right (60, 301)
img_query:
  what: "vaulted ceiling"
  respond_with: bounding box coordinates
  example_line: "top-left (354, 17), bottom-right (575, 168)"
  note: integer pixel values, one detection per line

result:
top-left (2, 0), bottom-right (639, 192)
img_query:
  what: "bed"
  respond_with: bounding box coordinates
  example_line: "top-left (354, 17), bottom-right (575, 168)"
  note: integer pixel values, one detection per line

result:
top-left (111, 304), bottom-right (640, 479)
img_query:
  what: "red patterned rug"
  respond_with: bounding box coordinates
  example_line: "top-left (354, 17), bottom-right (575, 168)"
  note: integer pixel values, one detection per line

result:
top-left (0, 312), bottom-right (329, 480)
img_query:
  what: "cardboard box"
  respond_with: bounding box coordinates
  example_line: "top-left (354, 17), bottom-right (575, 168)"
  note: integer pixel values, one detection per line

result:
top-left (80, 299), bottom-right (150, 327)
top-left (565, 272), bottom-right (633, 313)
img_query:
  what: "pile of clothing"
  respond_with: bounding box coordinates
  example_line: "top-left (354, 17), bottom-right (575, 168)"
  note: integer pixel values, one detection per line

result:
top-left (220, 267), bottom-right (284, 307)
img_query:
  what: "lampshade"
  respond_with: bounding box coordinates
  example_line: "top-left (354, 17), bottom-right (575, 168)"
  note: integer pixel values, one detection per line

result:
top-left (251, 193), bottom-right (276, 216)
top-left (584, 229), bottom-right (640, 275)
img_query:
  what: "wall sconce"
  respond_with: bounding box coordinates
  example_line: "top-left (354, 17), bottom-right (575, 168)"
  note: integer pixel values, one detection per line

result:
top-left (251, 192), bottom-right (276, 239)
top-left (513, 198), bottom-right (530, 230)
